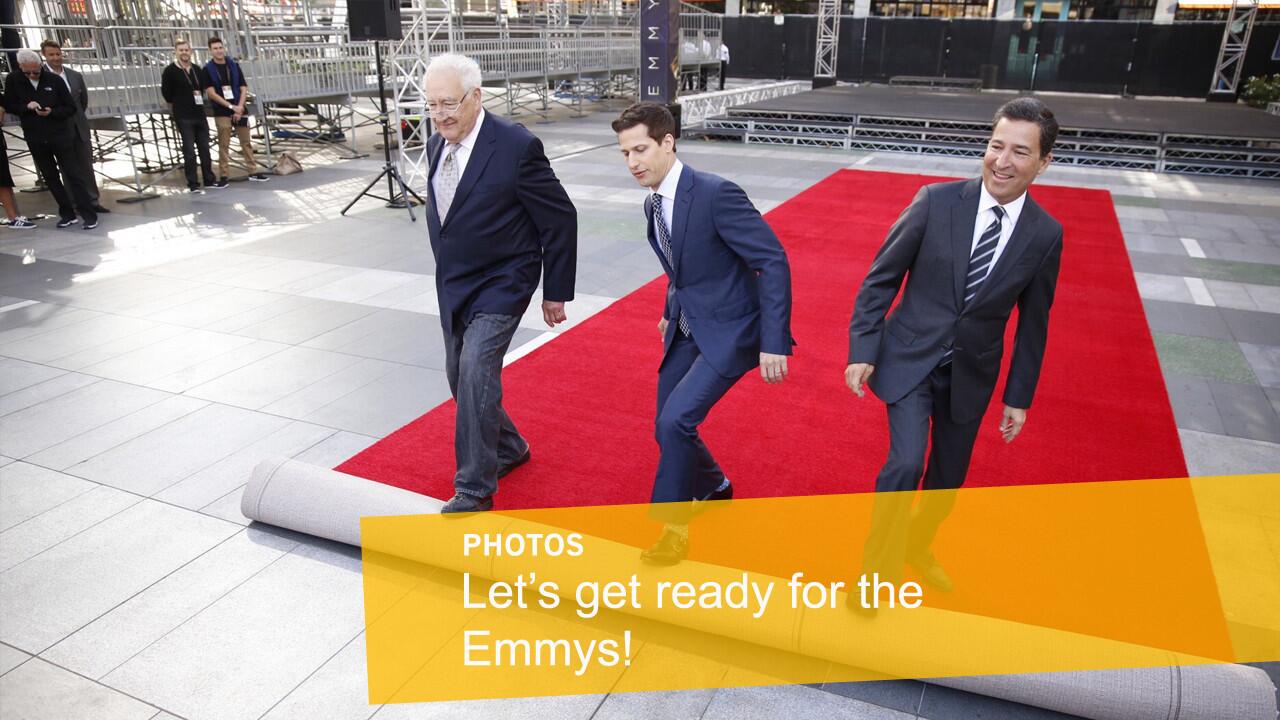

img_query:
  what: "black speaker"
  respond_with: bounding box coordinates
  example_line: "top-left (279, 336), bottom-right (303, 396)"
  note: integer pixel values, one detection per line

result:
top-left (348, 0), bottom-right (402, 41)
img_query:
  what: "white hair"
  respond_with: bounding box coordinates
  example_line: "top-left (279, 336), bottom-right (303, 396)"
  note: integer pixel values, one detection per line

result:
top-left (16, 48), bottom-right (42, 67)
top-left (425, 53), bottom-right (482, 94)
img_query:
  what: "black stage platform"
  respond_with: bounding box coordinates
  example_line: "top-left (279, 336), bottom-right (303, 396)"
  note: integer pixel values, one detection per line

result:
top-left (696, 84), bottom-right (1280, 179)
top-left (737, 85), bottom-right (1280, 140)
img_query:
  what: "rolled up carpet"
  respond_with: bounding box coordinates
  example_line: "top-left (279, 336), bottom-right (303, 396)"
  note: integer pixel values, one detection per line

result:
top-left (241, 458), bottom-right (1278, 720)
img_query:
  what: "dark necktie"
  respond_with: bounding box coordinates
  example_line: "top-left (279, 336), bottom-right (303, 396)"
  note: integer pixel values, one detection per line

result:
top-left (941, 205), bottom-right (1006, 365)
top-left (650, 193), bottom-right (691, 337)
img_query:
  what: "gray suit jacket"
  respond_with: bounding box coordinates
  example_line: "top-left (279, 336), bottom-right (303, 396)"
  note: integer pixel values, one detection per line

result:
top-left (848, 178), bottom-right (1063, 422)
top-left (57, 66), bottom-right (91, 143)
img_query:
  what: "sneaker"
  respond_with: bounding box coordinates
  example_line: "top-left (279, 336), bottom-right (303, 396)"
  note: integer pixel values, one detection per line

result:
top-left (248, 173), bottom-right (269, 182)
top-left (56, 217), bottom-right (79, 228)
top-left (6, 216), bottom-right (36, 229)
top-left (187, 187), bottom-right (205, 195)
top-left (83, 220), bottom-right (99, 230)
top-left (209, 178), bottom-right (229, 189)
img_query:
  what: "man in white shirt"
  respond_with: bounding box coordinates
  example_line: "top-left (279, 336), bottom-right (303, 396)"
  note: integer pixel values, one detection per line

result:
top-left (718, 42), bottom-right (730, 90)
top-left (845, 97), bottom-right (1064, 596)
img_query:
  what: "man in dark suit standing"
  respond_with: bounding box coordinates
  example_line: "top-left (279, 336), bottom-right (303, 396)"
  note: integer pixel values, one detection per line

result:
top-left (160, 39), bottom-right (217, 194)
top-left (424, 54), bottom-right (577, 515)
top-left (2, 49), bottom-right (98, 229)
top-left (613, 103), bottom-right (793, 565)
top-left (41, 39), bottom-right (108, 213)
top-left (846, 98), bottom-right (1063, 593)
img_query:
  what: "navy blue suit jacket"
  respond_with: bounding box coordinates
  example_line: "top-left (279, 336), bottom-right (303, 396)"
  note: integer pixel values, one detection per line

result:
top-left (426, 112), bottom-right (577, 337)
top-left (649, 164), bottom-right (793, 379)
top-left (848, 178), bottom-right (1063, 422)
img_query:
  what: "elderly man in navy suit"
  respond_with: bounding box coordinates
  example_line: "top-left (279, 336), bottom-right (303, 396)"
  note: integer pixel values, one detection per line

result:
top-left (424, 54), bottom-right (577, 515)
top-left (613, 103), bottom-right (793, 565)
top-left (846, 98), bottom-right (1063, 597)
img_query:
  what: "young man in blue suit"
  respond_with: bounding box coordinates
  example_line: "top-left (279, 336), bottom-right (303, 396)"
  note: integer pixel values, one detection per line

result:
top-left (425, 54), bottom-right (578, 514)
top-left (613, 103), bottom-right (793, 565)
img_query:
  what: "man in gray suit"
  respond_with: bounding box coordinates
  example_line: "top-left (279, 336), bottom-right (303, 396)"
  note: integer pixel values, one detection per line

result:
top-left (846, 98), bottom-right (1064, 596)
top-left (41, 40), bottom-right (108, 213)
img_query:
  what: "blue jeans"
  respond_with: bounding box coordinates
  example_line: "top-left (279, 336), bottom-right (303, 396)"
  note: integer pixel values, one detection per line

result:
top-left (444, 313), bottom-right (528, 499)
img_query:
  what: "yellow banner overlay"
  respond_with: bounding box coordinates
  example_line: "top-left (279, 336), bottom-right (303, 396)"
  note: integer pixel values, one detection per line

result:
top-left (361, 474), bottom-right (1279, 703)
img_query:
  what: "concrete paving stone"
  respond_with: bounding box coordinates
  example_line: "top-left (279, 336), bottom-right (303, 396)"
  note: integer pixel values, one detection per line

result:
top-left (0, 499), bottom-right (239, 653)
top-left (1240, 343), bottom-right (1280, 388)
top-left (1221, 307), bottom-right (1280, 346)
top-left (1200, 241), bottom-right (1280, 266)
top-left (1164, 373), bottom-right (1226, 435)
top-left (300, 364), bottom-right (452, 438)
top-left (0, 380), bottom-right (170, 459)
top-left (102, 540), bottom-right (367, 720)
top-left (290, 431), bottom-right (380, 465)
top-left (821, 680), bottom-right (926, 715)
top-left (79, 329), bottom-right (262, 388)
top-left (1244, 284), bottom-right (1280, 313)
top-left (24, 394), bottom-right (210, 471)
top-left (1204, 280), bottom-right (1261, 311)
top-left (258, 633), bottom-right (379, 720)
top-left (1152, 333), bottom-right (1256, 384)
top-left (0, 484), bottom-right (142, 572)
top-left (1179, 429), bottom-right (1280, 477)
top-left (0, 313), bottom-right (162, 364)
top-left (590, 688), bottom-right (717, 720)
top-left (46, 322), bottom-right (191, 372)
top-left (0, 657), bottom-right (159, 720)
top-left (1141, 300), bottom-right (1234, 341)
top-left (701, 684), bottom-right (915, 720)
top-left (67, 403), bottom-right (291, 497)
top-left (223, 298), bottom-right (382, 346)
top-left (184, 345), bottom-right (368, 411)
top-left (0, 357), bottom-right (67, 397)
top-left (1206, 380), bottom-right (1280, 444)
top-left (1133, 272), bottom-right (1193, 304)
top-left (0, 461), bottom-right (99, 532)
top-left (0, 371), bottom-right (100, 418)
top-left (916, 683), bottom-right (1086, 719)
top-left (372, 694), bottom-right (606, 720)
top-left (42, 526), bottom-right (299, 680)
top-left (0, 642), bottom-right (30, 676)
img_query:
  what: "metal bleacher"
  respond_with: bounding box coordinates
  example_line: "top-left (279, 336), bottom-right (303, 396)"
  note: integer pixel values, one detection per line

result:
top-left (3, 0), bottom-right (722, 198)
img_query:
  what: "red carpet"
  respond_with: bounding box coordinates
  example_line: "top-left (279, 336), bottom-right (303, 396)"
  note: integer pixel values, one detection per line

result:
top-left (337, 169), bottom-right (1187, 507)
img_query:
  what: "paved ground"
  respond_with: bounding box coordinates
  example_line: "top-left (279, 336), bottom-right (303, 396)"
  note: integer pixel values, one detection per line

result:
top-left (0, 92), bottom-right (1277, 720)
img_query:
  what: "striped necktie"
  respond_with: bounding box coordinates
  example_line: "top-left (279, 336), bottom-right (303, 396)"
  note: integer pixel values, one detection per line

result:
top-left (650, 193), bottom-right (691, 337)
top-left (436, 143), bottom-right (460, 222)
top-left (941, 205), bottom-right (1005, 366)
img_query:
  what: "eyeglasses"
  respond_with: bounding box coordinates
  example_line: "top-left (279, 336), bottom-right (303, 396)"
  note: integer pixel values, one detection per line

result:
top-left (22, 69), bottom-right (41, 77)
top-left (425, 94), bottom-right (471, 117)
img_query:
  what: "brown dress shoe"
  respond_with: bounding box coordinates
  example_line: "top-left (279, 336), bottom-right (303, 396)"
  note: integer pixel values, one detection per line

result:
top-left (640, 530), bottom-right (689, 565)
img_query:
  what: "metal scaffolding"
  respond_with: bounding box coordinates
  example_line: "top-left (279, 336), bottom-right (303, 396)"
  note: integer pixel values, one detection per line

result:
top-left (1209, 0), bottom-right (1258, 96)
top-left (813, 0), bottom-right (840, 82)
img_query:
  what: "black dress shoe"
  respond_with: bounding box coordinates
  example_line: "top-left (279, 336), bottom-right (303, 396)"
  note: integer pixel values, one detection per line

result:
top-left (92, 205), bottom-right (111, 213)
top-left (845, 591), bottom-right (878, 618)
top-left (908, 557), bottom-right (954, 593)
top-left (703, 483), bottom-right (733, 502)
top-left (440, 493), bottom-right (494, 516)
top-left (640, 530), bottom-right (689, 566)
top-left (497, 448), bottom-right (531, 479)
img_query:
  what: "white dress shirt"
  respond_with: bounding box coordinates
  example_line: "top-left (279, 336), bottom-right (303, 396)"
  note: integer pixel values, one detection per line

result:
top-left (971, 181), bottom-right (1027, 272)
top-left (650, 158), bottom-right (684, 241)
top-left (431, 107), bottom-right (486, 202)
top-left (46, 66), bottom-right (71, 92)
top-left (719, 44), bottom-right (730, 62)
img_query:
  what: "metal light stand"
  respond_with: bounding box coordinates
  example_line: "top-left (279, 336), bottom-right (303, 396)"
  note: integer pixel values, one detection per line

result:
top-left (341, 41), bottom-right (423, 221)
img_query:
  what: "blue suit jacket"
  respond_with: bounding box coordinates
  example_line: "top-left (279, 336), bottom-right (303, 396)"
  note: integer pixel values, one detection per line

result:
top-left (426, 113), bottom-right (577, 337)
top-left (648, 164), bottom-right (793, 378)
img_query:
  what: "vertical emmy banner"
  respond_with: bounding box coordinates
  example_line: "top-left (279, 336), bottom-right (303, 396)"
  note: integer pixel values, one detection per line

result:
top-left (361, 474), bottom-right (1280, 703)
top-left (640, 0), bottom-right (679, 104)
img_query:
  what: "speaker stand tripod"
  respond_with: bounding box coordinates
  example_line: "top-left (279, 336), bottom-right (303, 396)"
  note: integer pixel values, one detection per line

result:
top-left (341, 41), bottom-right (423, 221)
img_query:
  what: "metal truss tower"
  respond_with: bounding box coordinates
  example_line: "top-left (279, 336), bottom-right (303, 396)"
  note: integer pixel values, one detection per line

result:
top-left (1209, 0), bottom-right (1257, 97)
top-left (813, 0), bottom-right (841, 88)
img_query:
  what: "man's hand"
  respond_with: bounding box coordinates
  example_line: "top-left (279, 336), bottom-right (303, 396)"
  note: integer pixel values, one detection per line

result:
top-left (541, 300), bottom-right (567, 327)
top-left (1000, 406), bottom-right (1027, 443)
top-left (657, 317), bottom-right (668, 338)
top-left (760, 353), bottom-right (788, 384)
top-left (35, 107), bottom-right (51, 117)
top-left (232, 109), bottom-right (242, 122)
top-left (26, 101), bottom-right (40, 111)
top-left (845, 363), bottom-right (875, 397)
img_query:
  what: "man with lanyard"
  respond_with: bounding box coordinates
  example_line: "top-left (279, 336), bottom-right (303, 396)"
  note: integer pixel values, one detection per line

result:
top-left (160, 38), bottom-right (218, 194)
top-left (204, 37), bottom-right (266, 187)
top-left (40, 39), bottom-right (109, 214)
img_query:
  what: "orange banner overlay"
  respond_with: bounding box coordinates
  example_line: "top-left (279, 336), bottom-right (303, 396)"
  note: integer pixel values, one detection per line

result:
top-left (361, 474), bottom-right (1279, 703)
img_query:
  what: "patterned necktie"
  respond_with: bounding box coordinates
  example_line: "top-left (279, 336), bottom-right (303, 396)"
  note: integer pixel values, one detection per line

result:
top-left (650, 193), bottom-right (691, 337)
top-left (941, 205), bottom-right (1005, 366)
top-left (436, 143), bottom-right (460, 222)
